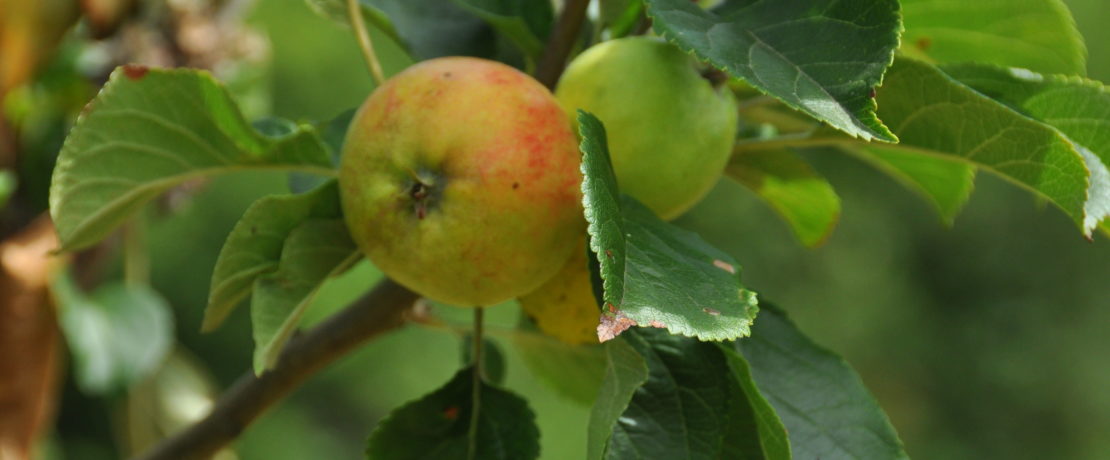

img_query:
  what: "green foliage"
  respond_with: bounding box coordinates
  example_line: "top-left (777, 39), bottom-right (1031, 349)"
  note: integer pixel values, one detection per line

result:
top-left (729, 306), bottom-right (908, 459)
top-left (578, 111), bottom-right (759, 341)
top-left (727, 150), bottom-right (841, 247)
top-left (203, 181), bottom-right (359, 374)
top-left (205, 182), bottom-right (348, 331)
top-left (599, 330), bottom-right (784, 459)
top-left (874, 58), bottom-right (1109, 235)
top-left (39, 0), bottom-right (1110, 458)
top-left (645, 0), bottom-right (901, 141)
top-left (48, 67), bottom-right (334, 252)
top-left (586, 338), bottom-right (647, 460)
top-left (250, 218), bottom-right (358, 373)
top-left (365, 367), bottom-right (540, 460)
top-left (53, 274), bottom-right (173, 395)
top-left (900, 0), bottom-right (1086, 75)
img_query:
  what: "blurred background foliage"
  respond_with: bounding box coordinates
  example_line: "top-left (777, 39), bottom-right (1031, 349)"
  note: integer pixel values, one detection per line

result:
top-left (4, 0), bottom-right (1109, 459)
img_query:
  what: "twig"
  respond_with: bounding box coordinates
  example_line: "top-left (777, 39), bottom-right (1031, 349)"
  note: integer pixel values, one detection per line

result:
top-left (132, 279), bottom-right (419, 460)
top-left (534, 0), bottom-right (591, 90)
top-left (347, 0), bottom-right (385, 85)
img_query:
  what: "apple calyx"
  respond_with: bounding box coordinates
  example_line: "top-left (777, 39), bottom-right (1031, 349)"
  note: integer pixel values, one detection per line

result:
top-left (406, 170), bottom-right (441, 220)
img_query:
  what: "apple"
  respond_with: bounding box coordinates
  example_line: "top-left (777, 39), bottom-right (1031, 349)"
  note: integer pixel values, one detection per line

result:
top-left (518, 237), bottom-right (599, 345)
top-left (339, 57), bottom-right (583, 307)
top-left (555, 37), bottom-right (738, 220)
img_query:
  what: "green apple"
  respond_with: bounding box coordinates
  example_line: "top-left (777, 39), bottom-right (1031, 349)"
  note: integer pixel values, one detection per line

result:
top-left (555, 37), bottom-right (738, 220)
top-left (339, 57), bottom-right (584, 307)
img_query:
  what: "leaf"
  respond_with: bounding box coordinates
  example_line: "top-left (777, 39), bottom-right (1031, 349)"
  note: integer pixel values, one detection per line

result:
top-left (899, 0), bottom-right (1086, 75)
top-left (845, 146), bottom-right (977, 225)
top-left (644, 0), bottom-right (901, 142)
top-left (204, 181), bottom-right (346, 332)
top-left (716, 344), bottom-right (791, 460)
top-left (53, 274), bottom-right (174, 395)
top-left (586, 337), bottom-right (648, 460)
top-left (513, 317), bottom-right (607, 405)
top-left (942, 64), bottom-right (1110, 232)
top-left (600, 329), bottom-right (782, 460)
top-left (451, 0), bottom-right (552, 63)
top-left (49, 66), bottom-right (334, 252)
top-left (365, 366), bottom-right (540, 460)
top-left (729, 305), bottom-right (908, 459)
top-left (578, 111), bottom-right (759, 341)
top-left (874, 58), bottom-right (1106, 236)
top-left (727, 149), bottom-right (841, 247)
top-left (251, 219), bottom-right (359, 373)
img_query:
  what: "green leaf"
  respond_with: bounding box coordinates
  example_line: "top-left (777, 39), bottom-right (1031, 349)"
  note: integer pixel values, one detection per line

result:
top-left (600, 330), bottom-right (781, 459)
top-left (587, 338), bottom-right (648, 460)
top-left (365, 367), bottom-right (540, 460)
top-left (513, 317), bottom-right (607, 405)
top-left (578, 111), bottom-right (759, 341)
top-left (53, 275), bottom-right (174, 395)
top-left (451, 0), bottom-right (552, 64)
top-left (942, 64), bottom-right (1110, 232)
top-left (726, 149), bottom-right (841, 247)
top-left (716, 344), bottom-right (791, 460)
top-left (874, 58), bottom-right (1105, 236)
top-left (900, 0), bottom-right (1086, 75)
top-left (644, 0), bottom-right (901, 142)
top-left (49, 66), bottom-right (334, 252)
top-left (846, 146), bottom-right (977, 225)
top-left (204, 181), bottom-right (346, 332)
top-left (251, 219), bottom-right (359, 373)
top-left (730, 305), bottom-right (908, 459)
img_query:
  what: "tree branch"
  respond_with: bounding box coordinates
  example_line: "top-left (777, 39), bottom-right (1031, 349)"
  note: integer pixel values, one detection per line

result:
top-left (534, 0), bottom-right (590, 90)
top-left (132, 279), bottom-right (419, 460)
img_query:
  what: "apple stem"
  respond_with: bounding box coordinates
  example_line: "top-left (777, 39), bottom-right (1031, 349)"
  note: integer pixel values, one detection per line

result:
top-left (468, 307), bottom-right (484, 460)
top-left (346, 0), bottom-right (386, 86)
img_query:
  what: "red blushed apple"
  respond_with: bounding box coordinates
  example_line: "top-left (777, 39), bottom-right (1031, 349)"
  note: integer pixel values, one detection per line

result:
top-left (339, 57), bottom-right (584, 307)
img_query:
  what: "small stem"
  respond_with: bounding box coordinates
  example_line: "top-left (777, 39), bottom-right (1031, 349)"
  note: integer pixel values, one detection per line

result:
top-left (123, 216), bottom-right (148, 287)
top-left (467, 308), bottom-right (484, 460)
top-left (347, 0), bottom-right (385, 86)
top-left (535, 0), bottom-right (591, 90)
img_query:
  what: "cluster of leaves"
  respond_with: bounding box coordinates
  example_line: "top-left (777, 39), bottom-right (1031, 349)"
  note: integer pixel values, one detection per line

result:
top-left (43, 0), bottom-right (1108, 458)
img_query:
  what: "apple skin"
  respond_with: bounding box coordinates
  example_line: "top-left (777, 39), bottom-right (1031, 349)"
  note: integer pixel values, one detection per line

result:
top-left (518, 237), bottom-right (599, 345)
top-left (555, 37), bottom-right (738, 220)
top-left (339, 57), bottom-right (583, 307)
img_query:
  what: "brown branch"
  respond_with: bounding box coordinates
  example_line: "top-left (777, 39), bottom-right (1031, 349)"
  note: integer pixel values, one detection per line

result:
top-left (132, 279), bottom-right (419, 460)
top-left (534, 0), bottom-right (591, 90)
